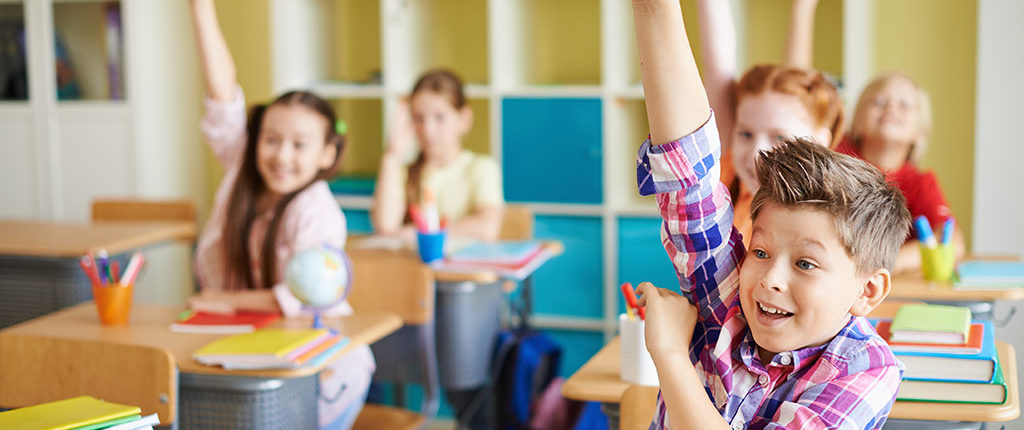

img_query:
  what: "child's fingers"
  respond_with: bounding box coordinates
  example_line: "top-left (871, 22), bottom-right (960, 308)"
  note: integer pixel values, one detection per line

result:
top-left (635, 282), bottom-right (656, 307)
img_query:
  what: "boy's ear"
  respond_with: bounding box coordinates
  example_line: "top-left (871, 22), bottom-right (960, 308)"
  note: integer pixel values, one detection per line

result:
top-left (850, 268), bottom-right (890, 317)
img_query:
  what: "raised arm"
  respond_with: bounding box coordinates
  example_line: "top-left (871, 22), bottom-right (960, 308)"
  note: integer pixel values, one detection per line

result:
top-left (694, 0), bottom-right (738, 146)
top-left (784, 0), bottom-right (820, 69)
top-left (633, 0), bottom-right (710, 144)
top-left (372, 102), bottom-right (414, 236)
top-left (189, 0), bottom-right (237, 102)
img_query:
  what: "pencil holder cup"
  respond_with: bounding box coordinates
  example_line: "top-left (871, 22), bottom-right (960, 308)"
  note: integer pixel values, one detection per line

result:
top-left (619, 314), bottom-right (659, 386)
top-left (920, 244), bottom-right (955, 282)
top-left (92, 283), bottom-right (134, 325)
top-left (417, 230), bottom-right (446, 264)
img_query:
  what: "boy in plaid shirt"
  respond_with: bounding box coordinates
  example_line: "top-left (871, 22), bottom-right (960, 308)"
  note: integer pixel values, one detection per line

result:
top-left (630, 1), bottom-right (911, 428)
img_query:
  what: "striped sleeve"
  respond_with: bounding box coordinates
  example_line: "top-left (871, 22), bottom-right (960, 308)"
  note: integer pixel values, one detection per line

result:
top-left (635, 114), bottom-right (744, 326)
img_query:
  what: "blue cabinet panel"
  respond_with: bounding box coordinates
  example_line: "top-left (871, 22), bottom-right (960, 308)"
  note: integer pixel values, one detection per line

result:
top-left (617, 216), bottom-right (679, 314)
top-left (532, 215), bottom-right (603, 319)
top-left (502, 98), bottom-right (602, 204)
top-left (342, 208), bottom-right (373, 235)
top-left (542, 329), bottom-right (606, 378)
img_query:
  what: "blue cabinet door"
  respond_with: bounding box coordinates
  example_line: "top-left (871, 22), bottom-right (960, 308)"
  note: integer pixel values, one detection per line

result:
top-left (532, 215), bottom-right (604, 319)
top-left (502, 98), bottom-right (602, 204)
top-left (617, 216), bottom-right (680, 313)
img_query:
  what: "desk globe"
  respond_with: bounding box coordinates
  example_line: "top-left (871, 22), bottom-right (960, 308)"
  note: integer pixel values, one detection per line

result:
top-left (284, 244), bottom-right (352, 329)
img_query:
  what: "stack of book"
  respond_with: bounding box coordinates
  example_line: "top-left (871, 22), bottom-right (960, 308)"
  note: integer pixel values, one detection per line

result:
top-left (0, 396), bottom-right (159, 430)
top-left (193, 328), bottom-right (348, 370)
top-left (440, 241), bottom-right (551, 280)
top-left (954, 260), bottom-right (1024, 289)
top-left (873, 304), bottom-right (1007, 404)
top-left (171, 310), bottom-right (280, 334)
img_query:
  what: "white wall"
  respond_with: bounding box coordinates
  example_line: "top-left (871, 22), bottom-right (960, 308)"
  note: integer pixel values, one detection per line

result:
top-left (975, 1), bottom-right (1024, 428)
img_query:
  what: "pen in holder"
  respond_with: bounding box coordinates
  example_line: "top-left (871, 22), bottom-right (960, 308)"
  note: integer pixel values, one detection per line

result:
top-left (619, 314), bottom-right (659, 386)
top-left (916, 215), bottom-right (955, 282)
top-left (417, 230), bottom-right (446, 264)
top-left (80, 251), bottom-right (144, 325)
top-left (92, 283), bottom-right (134, 325)
top-left (920, 244), bottom-right (955, 282)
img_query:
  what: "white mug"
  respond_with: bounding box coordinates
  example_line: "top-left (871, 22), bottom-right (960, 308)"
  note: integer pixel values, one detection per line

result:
top-left (619, 313), bottom-right (659, 386)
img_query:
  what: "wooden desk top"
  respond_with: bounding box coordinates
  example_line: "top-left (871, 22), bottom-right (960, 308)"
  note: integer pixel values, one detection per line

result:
top-left (564, 337), bottom-right (1020, 423)
top-left (562, 337), bottom-right (628, 403)
top-left (888, 258), bottom-right (1024, 303)
top-left (0, 220), bottom-right (197, 258)
top-left (348, 237), bottom-right (565, 284)
top-left (0, 302), bottom-right (402, 378)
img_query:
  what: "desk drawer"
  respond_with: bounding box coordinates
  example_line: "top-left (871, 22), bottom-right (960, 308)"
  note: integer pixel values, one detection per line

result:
top-left (179, 373), bottom-right (318, 430)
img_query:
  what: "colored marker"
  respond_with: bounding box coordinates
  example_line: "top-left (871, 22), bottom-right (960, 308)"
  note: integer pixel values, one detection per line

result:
top-left (620, 282), bottom-right (646, 320)
top-left (78, 256), bottom-right (102, 286)
top-left (96, 250), bottom-right (109, 284)
top-left (914, 216), bottom-right (937, 248)
top-left (941, 217), bottom-right (955, 246)
top-left (409, 204), bottom-right (428, 233)
top-left (120, 252), bottom-right (145, 286)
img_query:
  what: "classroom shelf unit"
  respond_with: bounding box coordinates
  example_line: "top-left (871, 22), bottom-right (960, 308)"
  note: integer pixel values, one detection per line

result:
top-left (263, 0), bottom-right (849, 382)
top-left (0, 0), bottom-right (200, 224)
top-left (266, 0), bottom-right (670, 372)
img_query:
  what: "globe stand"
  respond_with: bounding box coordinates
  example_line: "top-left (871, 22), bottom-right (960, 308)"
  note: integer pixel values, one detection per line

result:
top-left (286, 244), bottom-right (352, 335)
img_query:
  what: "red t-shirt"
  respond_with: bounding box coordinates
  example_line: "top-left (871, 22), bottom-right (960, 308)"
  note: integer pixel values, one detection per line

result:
top-left (835, 138), bottom-right (953, 240)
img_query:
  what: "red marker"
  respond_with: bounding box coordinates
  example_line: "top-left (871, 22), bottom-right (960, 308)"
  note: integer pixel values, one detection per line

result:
top-left (620, 282), bottom-right (646, 320)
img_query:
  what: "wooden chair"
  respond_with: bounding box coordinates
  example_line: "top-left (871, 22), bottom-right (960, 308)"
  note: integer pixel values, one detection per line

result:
top-left (620, 384), bottom-right (659, 430)
top-left (0, 334), bottom-right (176, 426)
top-left (91, 198), bottom-right (197, 225)
top-left (498, 205), bottom-right (534, 241)
top-left (349, 250), bottom-right (438, 430)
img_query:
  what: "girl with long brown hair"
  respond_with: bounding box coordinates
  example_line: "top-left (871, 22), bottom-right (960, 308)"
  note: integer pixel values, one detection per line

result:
top-left (188, 1), bottom-right (372, 428)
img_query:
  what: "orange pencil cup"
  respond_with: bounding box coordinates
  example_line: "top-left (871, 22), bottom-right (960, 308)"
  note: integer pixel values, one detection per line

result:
top-left (920, 244), bottom-right (955, 282)
top-left (92, 283), bottom-right (134, 325)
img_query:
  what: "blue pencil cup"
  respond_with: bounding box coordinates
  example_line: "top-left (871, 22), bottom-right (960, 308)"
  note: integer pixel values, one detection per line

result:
top-left (417, 231), bottom-right (446, 264)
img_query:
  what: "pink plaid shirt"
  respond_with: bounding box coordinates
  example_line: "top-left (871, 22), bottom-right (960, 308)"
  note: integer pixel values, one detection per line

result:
top-left (636, 114), bottom-right (902, 430)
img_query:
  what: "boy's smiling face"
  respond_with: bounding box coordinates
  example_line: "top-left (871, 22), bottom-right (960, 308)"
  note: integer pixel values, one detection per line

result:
top-left (739, 202), bottom-right (884, 364)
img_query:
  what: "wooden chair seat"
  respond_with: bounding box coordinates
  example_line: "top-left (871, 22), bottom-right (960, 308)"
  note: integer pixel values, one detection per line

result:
top-left (353, 404), bottom-right (426, 430)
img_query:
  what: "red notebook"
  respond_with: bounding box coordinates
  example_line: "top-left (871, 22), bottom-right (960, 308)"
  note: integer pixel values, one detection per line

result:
top-left (875, 320), bottom-right (984, 355)
top-left (171, 310), bottom-right (281, 334)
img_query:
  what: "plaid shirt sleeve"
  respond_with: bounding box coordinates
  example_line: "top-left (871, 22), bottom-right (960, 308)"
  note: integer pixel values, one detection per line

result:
top-left (635, 114), bottom-right (744, 326)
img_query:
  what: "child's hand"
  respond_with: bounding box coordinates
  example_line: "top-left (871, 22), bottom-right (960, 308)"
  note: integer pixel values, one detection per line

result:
top-left (187, 292), bottom-right (237, 315)
top-left (636, 281), bottom-right (698, 361)
top-left (385, 100), bottom-right (416, 159)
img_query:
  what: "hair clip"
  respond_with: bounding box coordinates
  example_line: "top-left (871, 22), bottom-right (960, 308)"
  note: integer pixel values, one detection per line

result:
top-left (335, 120), bottom-right (348, 136)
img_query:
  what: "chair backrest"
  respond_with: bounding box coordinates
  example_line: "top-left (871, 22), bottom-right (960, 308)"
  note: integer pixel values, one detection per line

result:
top-left (347, 250), bottom-right (439, 422)
top-left (620, 384), bottom-right (659, 430)
top-left (0, 334), bottom-right (176, 426)
top-left (347, 250), bottom-right (434, 325)
top-left (91, 198), bottom-right (196, 224)
top-left (499, 205), bottom-right (534, 241)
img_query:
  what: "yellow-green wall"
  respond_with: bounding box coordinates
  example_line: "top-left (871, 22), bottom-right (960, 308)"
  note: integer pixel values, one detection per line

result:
top-left (744, 0), bottom-right (843, 77)
top-left (874, 0), bottom-right (977, 248)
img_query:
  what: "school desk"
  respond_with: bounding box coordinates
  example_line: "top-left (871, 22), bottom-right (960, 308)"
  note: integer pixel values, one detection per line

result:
top-left (889, 268), bottom-right (1024, 322)
top-left (0, 302), bottom-right (402, 427)
top-left (0, 220), bottom-right (197, 328)
top-left (563, 337), bottom-right (1019, 429)
top-left (348, 238), bottom-right (563, 394)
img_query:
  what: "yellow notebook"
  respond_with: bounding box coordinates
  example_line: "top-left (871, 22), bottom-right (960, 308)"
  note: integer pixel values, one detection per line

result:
top-left (0, 396), bottom-right (140, 430)
top-left (193, 328), bottom-right (328, 359)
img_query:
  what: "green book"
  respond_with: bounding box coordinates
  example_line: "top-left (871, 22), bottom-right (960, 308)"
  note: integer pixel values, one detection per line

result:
top-left (897, 351), bottom-right (1007, 404)
top-left (889, 304), bottom-right (971, 345)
